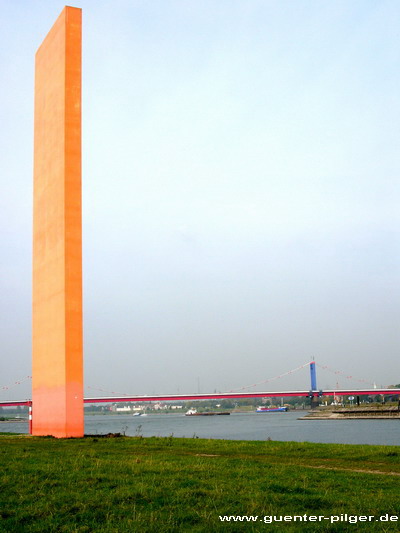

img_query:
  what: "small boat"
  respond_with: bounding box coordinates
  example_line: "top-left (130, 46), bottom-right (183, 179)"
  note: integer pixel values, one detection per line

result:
top-left (133, 412), bottom-right (146, 417)
top-left (185, 409), bottom-right (230, 416)
top-left (256, 406), bottom-right (288, 413)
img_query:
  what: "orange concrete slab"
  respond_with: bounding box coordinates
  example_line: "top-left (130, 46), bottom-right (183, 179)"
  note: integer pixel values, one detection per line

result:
top-left (32, 6), bottom-right (83, 437)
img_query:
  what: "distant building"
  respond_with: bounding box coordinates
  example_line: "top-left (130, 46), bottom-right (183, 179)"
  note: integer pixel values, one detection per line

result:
top-left (115, 406), bottom-right (132, 412)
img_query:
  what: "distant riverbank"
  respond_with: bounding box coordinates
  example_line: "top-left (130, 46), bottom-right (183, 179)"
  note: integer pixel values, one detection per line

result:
top-left (301, 407), bottom-right (400, 420)
top-left (0, 417), bottom-right (27, 423)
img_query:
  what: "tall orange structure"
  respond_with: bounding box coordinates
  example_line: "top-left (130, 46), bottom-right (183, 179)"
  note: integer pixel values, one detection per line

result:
top-left (32, 6), bottom-right (83, 437)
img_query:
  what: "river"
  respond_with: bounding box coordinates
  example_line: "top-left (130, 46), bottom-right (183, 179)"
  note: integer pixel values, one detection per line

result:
top-left (2, 411), bottom-right (399, 445)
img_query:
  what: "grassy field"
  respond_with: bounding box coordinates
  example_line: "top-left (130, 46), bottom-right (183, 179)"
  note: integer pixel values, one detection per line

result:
top-left (0, 434), bottom-right (399, 532)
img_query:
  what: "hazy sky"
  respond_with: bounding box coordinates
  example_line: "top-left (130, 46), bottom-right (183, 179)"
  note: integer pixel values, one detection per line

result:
top-left (1, 0), bottom-right (399, 400)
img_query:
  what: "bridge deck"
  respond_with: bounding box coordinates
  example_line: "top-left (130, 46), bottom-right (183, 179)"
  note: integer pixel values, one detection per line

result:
top-left (1, 389), bottom-right (399, 407)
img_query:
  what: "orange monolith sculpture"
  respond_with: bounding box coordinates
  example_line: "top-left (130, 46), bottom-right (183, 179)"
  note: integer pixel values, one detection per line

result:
top-left (32, 6), bottom-right (83, 437)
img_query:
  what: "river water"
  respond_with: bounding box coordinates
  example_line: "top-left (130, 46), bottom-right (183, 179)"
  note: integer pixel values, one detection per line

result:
top-left (2, 411), bottom-right (399, 445)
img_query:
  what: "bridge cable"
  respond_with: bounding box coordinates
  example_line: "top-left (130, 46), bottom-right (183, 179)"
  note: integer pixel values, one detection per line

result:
top-left (1, 375), bottom-right (32, 391)
top-left (315, 363), bottom-right (375, 387)
top-left (226, 362), bottom-right (311, 392)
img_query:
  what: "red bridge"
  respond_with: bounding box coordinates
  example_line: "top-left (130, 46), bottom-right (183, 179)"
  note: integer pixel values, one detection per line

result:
top-left (1, 387), bottom-right (400, 408)
top-left (2, 362), bottom-right (399, 411)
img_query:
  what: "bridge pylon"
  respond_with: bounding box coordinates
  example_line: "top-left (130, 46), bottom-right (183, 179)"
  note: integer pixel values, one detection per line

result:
top-left (309, 361), bottom-right (319, 408)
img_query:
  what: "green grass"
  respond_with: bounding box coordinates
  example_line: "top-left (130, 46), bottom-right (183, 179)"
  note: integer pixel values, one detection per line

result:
top-left (0, 435), bottom-right (399, 532)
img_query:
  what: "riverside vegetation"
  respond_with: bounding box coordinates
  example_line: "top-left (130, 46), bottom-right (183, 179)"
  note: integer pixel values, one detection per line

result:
top-left (0, 434), bottom-right (399, 532)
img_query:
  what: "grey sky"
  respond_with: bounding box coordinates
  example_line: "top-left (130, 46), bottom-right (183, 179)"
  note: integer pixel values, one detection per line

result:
top-left (1, 0), bottom-right (399, 400)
